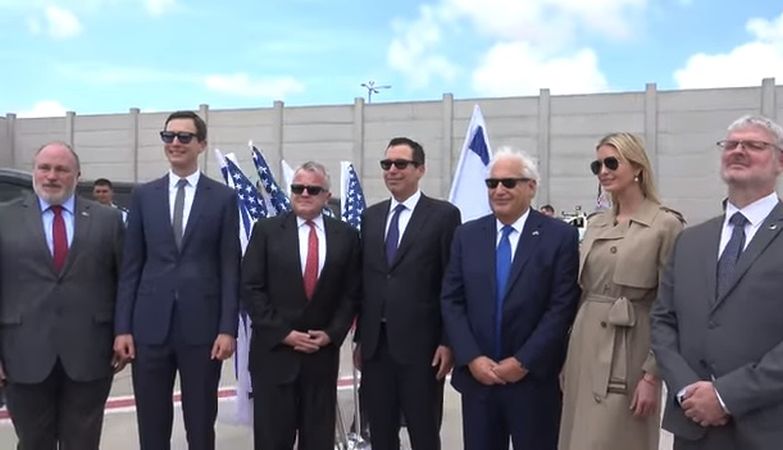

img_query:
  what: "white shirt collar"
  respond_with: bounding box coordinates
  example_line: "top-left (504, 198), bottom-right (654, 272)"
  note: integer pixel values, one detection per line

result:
top-left (390, 190), bottom-right (422, 212)
top-left (725, 192), bottom-right (779, 227)
top-left (496, 207), bottom-right (531, 234)
top-left (297, 214), bottom-right (325, 231)
top-left (38, 194), bottom-right (75, 214)
top-left (169, 169), bottom-right (201, 190)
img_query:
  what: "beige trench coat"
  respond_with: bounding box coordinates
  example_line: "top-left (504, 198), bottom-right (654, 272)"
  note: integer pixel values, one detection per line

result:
top-left (558, 199), bottom-right (683, 450)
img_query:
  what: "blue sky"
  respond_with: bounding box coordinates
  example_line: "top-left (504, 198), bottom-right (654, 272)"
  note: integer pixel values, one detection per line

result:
top-left (1, 0), bottom-right (782, 116)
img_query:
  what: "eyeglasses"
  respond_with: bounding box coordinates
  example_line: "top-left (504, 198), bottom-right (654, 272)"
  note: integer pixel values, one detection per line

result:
top-left (716, 140), bottom-right (778, 152)
top-left (484, 178), bottom-right (531, 189)
top-left (291, 184), bottom-right (326, 195)
top-left (160, 131), bottom-right (198, 144)
top-left (590, 156), bottom-right (620, 175)
top-left (380, 159), bottom-right (419, 171)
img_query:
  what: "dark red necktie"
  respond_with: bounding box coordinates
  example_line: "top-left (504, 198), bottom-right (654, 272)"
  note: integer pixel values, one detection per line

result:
top-left (51, 205), bottom-right (68, 272)
top-left (303, 221), bottom-right (319, 300)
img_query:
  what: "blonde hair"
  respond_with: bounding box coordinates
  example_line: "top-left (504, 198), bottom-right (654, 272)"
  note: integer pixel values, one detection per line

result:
top-left (596, 132), bottom-right (660, 210)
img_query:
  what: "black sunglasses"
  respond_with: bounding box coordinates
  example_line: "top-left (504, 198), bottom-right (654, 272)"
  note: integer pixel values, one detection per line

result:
top-left (590, 156), bottom-right (620, 175)
top-left (291, 184), bottom-right (326, 195)
top-left (160, 131), bottom-right (198, 144)
top-left (380, 159), bottom-right (419, 171)
top-left (484, 178), bottom-right (531, 189)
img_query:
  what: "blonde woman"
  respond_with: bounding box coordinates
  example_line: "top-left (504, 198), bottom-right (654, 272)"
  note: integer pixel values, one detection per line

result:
top-left (559, 133), bottom-right (684, 450)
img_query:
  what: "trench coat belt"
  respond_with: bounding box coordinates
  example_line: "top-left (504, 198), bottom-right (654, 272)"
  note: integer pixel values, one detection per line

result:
top-left (584, 293), bottom-right (637, 399)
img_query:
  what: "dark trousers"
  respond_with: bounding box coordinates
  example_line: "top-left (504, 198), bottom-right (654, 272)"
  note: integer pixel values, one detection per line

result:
top-left (5, 359), bottom-right (112, 450)
top-left (132, 342), bottom-right (222, 450)
top-left (460, 381), bottom-right (560, 450)
top-left (251, 355), bottom-right (338, 450)
top-left (363, 327), bottom-right (443, 450)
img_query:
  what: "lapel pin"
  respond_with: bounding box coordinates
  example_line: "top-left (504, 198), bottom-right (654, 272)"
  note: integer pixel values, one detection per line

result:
top-left (770, 224), bottom-right (778, 230)
top-left (81, 211), bottom-right (89, 217)
top-left (532, 230), bottom-right (540, 236)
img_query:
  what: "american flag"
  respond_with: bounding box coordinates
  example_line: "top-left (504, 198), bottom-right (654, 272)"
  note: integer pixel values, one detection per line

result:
top-left (340, 162), bottom-right (366, 230)
top-left (251, 146), bottom-right (291, 215)
top-left (225, 157), bottom-right (268, 239)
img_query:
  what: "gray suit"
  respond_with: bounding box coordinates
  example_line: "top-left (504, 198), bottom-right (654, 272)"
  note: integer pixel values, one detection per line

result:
top-left (652, 201), bottom-right (783, 450)
top-left (0, 193), bottom-right (124, 449)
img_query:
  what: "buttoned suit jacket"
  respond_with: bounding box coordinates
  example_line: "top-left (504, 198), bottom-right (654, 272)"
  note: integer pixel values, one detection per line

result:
top-left (652, 201), bottom-right (783, 449)
top-left (0, 194), bottom-right (124, 383)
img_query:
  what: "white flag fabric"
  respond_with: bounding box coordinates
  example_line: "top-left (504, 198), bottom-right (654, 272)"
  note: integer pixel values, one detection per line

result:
top-left (339, 161), bottom-right (366, 231)
top-left (281, 159), bottom-right (295, 196)
top-left (449, 104), bottom-right (493, 223)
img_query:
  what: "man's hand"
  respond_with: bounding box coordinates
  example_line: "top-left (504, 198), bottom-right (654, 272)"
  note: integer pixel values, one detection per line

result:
top-left (113, 334), bottom-right (136, 365)
top-left (210, 334), bottom-right (236, 360)
top-left (468, 356), bottom-right (506, 386)
top-left (630, 374), bottom-right (659, 418)
top-left (431, 345), bottom-right (453, 381)
top-left (0, 362), bottom-right (6, 387)
top-left (682, 381), bottom-right (729, 427)
top-left (308, 330), bottom-right (332, 348)
top-left (492, 357), bottom-right (528, 383)
top-left (353, 343), bottom-right (362, 371)
top-left (283, 330), bottom-right (320, 354)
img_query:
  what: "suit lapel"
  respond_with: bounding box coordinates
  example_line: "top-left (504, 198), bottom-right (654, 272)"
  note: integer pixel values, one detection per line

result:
top-left (313, 217), bottom-right (340, 299)
top-left (713, 202), bottom-right (783, 310)
top-left (22, 195), bottom-right (55, 274)
top-left (700, 217), bottom-right (723, 306)
top-left (180, 175), bottom-right (209, 251)
top-left (481, 216), bottom-right (499, 304)
top-left (282, 213), bottom-right (309, 301)
top-left (60, 198), bottom-right (92, 277)
top-left (504, 209), bottom-right (544, 299)
top-left (153, 175), bottom-right (176, 249)
top-left (391, 196), bottom-right (434, 268)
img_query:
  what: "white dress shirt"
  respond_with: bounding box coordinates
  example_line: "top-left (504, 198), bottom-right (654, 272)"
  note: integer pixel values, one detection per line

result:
top-left (384, 190), bottom-right (422, 245)
top-left (168, 169), bottom-right (200, 235)
top-left (719, 192), bottom-right (779, 257)
top-left (495, 208), bottom-right (531, 261)
top-left (38, 194), bottom-right (76, 255)
top-left (297, 215), bottom-right (327, 277)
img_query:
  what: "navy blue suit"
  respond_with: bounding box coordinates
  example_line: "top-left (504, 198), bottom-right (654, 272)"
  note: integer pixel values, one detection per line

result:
top-left (441, 209), bottom-right (580, 450)
top-left (115, 174), bottom-right (240, 450)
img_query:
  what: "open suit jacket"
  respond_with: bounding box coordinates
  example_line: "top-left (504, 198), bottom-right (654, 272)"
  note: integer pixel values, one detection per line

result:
top-left (115, 174), bottom-right (240, 345)
top-left (652, 202), bottom-right (783, 450)
top-left (357, 194), bottom-right (461, 365)
top-left (0, 194), bottom-right (124, 383)
top-left (241, 212), bottom-right (361, 385)
top-left (441, 210), bottom-right (580, 445)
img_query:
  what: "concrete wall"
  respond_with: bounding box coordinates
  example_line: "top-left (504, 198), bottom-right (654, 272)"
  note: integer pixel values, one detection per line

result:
top-left (2, 79), bottom-right (780, 225)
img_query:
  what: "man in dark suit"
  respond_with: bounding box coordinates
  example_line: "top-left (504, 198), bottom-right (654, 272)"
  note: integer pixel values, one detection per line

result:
top-left (441, 149), bottom-right (580, 450)
top-left (114, 111), bottom-right (240, 450)
top-left (242, 161), bottom-right (360, 450)
top-left (652, 115), bottom-right (783, 450)
top-left (0, 141), bottom-right (125, 449)
top-left (355, 137), bottom-right (461, 450)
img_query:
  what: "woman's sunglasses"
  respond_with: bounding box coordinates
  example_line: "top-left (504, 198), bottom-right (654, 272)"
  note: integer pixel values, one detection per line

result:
top-left (590, 156), bottom-right (619, 175)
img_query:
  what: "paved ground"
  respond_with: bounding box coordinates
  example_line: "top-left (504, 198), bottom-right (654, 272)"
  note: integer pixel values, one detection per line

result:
top-left (0, 338), bottom-right (674, 449)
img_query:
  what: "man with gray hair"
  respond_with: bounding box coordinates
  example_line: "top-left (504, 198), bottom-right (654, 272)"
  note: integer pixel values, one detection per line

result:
top-left (241, 161), bottom-right (361, 450)
top-left (0, 142), bottom-right (125, 449)
top-left (652, 115), bottom-right (783, 450)
top-left (441, 148), bottom-right (580, 449)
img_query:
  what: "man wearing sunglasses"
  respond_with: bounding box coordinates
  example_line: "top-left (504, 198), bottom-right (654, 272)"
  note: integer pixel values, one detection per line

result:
top-left (652, 115), bottom-right (783, 450)
top-left (355, 137), bottom-right (461, 450)
top-left (241, 161), bottom-right (360, 450)
top-left (114, 110), bottom-right (241, 450)
top-left (441, 149), bottom-right (580, 450)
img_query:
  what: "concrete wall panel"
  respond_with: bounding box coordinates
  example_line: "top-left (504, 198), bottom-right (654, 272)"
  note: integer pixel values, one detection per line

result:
top-left (658, 87), bottom-right (759, 112)
top-left (550, 92), bottom-right (645, 114)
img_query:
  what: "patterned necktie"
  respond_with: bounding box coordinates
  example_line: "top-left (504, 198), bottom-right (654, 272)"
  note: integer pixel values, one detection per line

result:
top-left (51, 205), bottom-right (68, 272)
top-left (385, 204), bottom-right (406, 266)
top-left (716, 212), bottom-right (749, 299)
top-left (303, 220), bottom-right (319, 300)
top-left (172, 178), bottom-right (187, 250)
top-left (495, 225), bottom-right (514, 359)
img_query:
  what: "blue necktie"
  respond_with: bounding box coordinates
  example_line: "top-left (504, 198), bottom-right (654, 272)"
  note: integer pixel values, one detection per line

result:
top-left (716, 212), bottom-right (749, 299)
top-left (495, 225), bottom-right (514, 359)
top-left (385, 204), bottom-right (405, 266)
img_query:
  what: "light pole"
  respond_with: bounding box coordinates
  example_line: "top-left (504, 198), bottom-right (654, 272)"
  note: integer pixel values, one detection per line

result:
top-left (360, 80), bottom-right (391, 103)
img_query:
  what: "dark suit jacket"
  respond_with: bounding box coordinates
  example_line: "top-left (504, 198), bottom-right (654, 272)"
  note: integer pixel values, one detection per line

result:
top-left (0, 194), bottom-right (124, 383)
top-left (358, 194), bottom-right (461, 365)
top-left (441, 210), bottom-right (580, 395)
top-left (652, 202), bottom-right (783, 448)
top-left (241, 212), bottom-right (361, 385)
top-left (115, 174), bottom-right (240, 346)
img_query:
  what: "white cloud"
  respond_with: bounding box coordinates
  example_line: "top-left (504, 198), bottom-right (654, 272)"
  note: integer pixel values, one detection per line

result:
top-left (674, 12), bottom-right (783, 89)
top-left (145, 0), bottom-right (176, 16)
top-left (27, 17), bottom-right (41, 34)
top-left (44, 5), bottom-right (82, 39)
top-left (17, 100), bottom-right (69, 118)
top-left (472, 42), bottom-right (609, 96)
top-left (203, 73), bottom-right (305, 99)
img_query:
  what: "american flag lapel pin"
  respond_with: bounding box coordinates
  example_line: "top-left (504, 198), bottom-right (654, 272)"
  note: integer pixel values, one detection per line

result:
top-left (770, 224), bottom-right (778, 230)
top-left (532, 230), bottom-right (540, 236)
top-left (81, 211), bottom-right (89, 217)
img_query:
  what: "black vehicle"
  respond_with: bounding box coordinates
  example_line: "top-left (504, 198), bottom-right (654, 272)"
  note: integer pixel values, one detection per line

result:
top-left (0, 168), bottom-right (134, 208)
